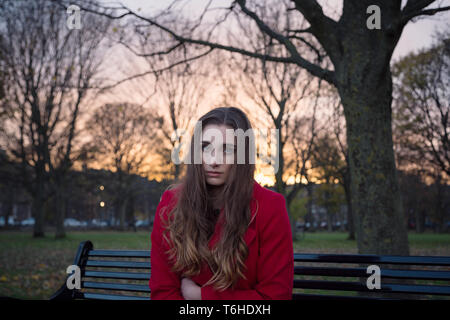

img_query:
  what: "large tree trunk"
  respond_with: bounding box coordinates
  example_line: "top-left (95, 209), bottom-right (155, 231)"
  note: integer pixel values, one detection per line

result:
top-left (331, 5), bottom-right (410, 255)
top-left (337, 72), bottom-right (409, 255)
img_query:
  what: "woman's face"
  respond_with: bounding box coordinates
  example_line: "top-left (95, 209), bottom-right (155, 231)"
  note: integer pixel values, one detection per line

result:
top-left (201, 123), bottom-right (236, 186)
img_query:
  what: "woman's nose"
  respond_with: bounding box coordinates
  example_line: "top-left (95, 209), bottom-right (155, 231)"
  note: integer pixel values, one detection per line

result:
top-left (205, 149), bottom-right (223, 165)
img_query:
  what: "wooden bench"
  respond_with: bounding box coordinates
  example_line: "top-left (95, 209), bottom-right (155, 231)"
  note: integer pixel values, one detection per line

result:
top-left (50, 240), bottom-right (450, 300)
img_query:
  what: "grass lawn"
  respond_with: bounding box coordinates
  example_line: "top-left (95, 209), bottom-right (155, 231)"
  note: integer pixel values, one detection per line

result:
top-left (0, 230), bottom-right (449, 299)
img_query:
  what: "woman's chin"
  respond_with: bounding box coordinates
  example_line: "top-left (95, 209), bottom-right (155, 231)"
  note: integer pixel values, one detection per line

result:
top-left (206, 177), bottom-right (225, 186)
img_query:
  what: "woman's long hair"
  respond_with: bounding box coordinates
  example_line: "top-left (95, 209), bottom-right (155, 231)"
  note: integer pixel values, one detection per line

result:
top-left (161, 107), bottom-right (256, 291)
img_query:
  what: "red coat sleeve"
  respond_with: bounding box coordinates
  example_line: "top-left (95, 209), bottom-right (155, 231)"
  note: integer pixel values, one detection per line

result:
top-left (200, 194), bottom-right (294, 300)
top-left (149, 190), bottom-right (184, 300)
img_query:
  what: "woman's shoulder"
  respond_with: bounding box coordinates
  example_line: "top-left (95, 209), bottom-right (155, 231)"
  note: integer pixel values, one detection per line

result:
top-left (252, 181), bottom-right (290, 228)
top-left (252, 181), bottom-right (287, 219)
top-left (155, 184), bottom-right (182, 223)
top-left (159, 183), bottom-right (182, 202)
top-left (253, 180), bottom-right (286, 203)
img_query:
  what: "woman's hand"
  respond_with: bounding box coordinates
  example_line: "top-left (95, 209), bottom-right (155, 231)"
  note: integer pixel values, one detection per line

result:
top-left (181, 277), bottom-right (202, 300)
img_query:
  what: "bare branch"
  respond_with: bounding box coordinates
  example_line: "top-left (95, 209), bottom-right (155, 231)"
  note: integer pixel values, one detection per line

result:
top-left (401, 5), bottom-right (450, 23)
top-left (99, 48), bottom-right (213, 92)
top-left (402, 0), bottom-right (436, 14)
top-left (235, 0), bottom-right (334, 83)
top-left (291, 0), bottom-right (340, 63)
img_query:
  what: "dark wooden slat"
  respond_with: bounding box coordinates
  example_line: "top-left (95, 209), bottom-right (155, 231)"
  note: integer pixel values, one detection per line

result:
top-left (295, 266), bottom-right (364, 277)
top-left (295, 266), bottom-right (450, 281)
top-left (82, 281), bottom-right (150, 292)
top-left (293, 279), bottom-right (450, 295)
top-left (86, 260), bottom-right (150, 269)
top-left (87, 251), bottom-right (450, 265)
top-left (294, 253), bottom-right (450, 266)
top-left (88, 250), bottom-right (150, 258)
top-left (84, 270), bottom-right (150, 280)
top-left (83, 292), bottom-right (149, 300)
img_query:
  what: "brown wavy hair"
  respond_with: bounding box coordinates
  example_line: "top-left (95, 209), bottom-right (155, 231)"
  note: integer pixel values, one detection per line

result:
top-left (161, 107), bottom-right (256, 291)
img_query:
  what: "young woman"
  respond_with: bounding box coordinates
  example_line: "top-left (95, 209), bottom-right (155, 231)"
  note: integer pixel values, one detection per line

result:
top-left (149, 107), bottom-right (293, 300)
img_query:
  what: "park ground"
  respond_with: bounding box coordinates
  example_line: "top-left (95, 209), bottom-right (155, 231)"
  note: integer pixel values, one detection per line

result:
top-left (0, 231), bottom-right (449, 299)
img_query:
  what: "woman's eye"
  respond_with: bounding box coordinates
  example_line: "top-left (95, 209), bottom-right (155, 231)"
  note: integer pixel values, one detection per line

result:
top-left (224, 147), bottom-right (234, 154)
top-left (202, 144), bottom-right (212, 152)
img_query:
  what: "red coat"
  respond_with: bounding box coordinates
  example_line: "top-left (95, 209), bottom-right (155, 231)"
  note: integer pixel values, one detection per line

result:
top-left (149, 180), bottom-right (294, 300)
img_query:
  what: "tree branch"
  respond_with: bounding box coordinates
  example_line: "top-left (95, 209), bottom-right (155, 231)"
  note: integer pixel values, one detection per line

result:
top-left (401, 5), bottom-right (450, 23)
top-left (235, 0), bottom-right (334, 83)
top-left (402, 0), bottom-right (435, 14)
top-left (291, 0), bottom-right (340, 63)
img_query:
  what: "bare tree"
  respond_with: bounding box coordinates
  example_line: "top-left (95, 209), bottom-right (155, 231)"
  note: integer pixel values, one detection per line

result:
top-left (147, 58), bottom-right (209, 181)
top-left (104, 18), bottom-right (212, 181)
top-left (393, 28), bottom-right (449, 179)
top-left (83, 102), bottom-right (156, 230)
top-left (0, 0), bottom-right (111, 237)
top-left (309, 89), bottom-right (355, 239)
top-left (392, 29), bottom-right (450, 233)
top-left (330, 100), bottom-right (355, 240)
top-left (310, 130), bottom-right (350, 227)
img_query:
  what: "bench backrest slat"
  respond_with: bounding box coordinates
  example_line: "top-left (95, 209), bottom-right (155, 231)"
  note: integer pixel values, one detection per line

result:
top-left (294, 253), bottom-right (450, 266)
top-left (86, 260), bottom-right (150, 269)
top-left (292, 293), bottom-right (391, 300)
top-left (295, 266), bottom-right (450, 281)
top-left (82, 281), bottom-right (150, 293)
top-left (294, 279), bottom-right (450, 296)
top-left (84, 270), bottom-right (150, 280)
top-left (83, 292), bottom-right (149, 300)
top-left (88, 250), bottom-right (150, 258)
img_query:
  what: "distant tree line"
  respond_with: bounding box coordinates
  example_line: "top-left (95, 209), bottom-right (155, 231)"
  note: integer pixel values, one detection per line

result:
top-left (0, 149), bottom-right (170, 231)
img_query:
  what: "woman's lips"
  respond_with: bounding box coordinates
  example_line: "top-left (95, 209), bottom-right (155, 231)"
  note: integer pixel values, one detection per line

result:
top-left (207, 171), bottom-right (222, 177)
